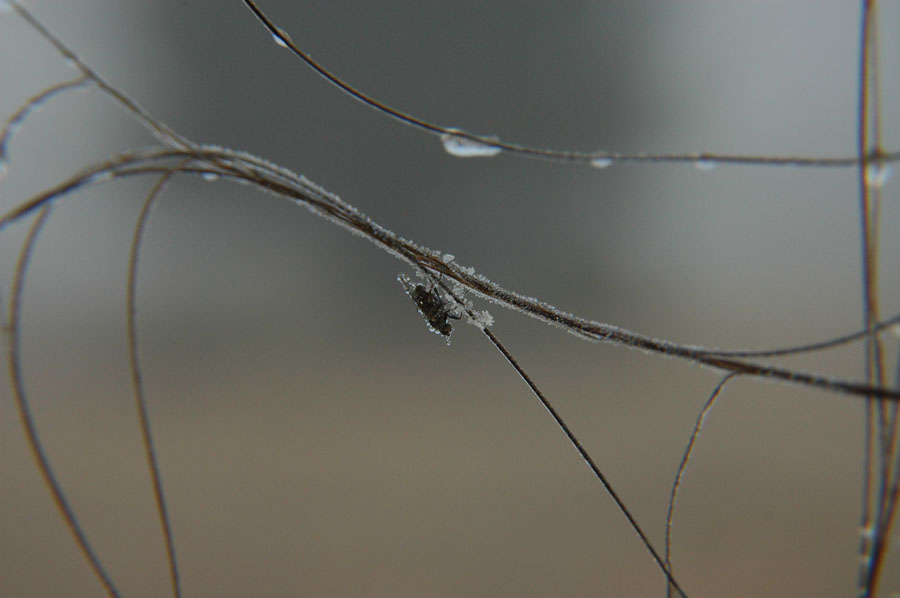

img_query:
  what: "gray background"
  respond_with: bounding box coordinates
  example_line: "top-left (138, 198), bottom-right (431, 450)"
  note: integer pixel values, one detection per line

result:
top-left (1, 1), bottom-right (899, 596)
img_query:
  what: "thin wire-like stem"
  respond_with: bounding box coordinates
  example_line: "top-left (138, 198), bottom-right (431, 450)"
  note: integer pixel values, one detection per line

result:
top-left (701, 313), bottom-right (900, 359)
top-left (239, 0), bottom-right (900, 171)
top-left (6, 207), bottom-right (121, 598)
top-left (7, 2), bottom-right (187, 150)
top-left (127, 171), bottom-right (182, 598)
top-left (853, 2), bottom-right (890, 596)
top-left (481, 326), bottom-right (688, 598)
top-left (664, 374), bottom-right (737, 598)
top-left (0, 76), bottom-right (89, 164)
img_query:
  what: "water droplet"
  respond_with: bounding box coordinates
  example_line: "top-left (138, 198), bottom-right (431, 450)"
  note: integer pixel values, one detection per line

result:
top-left (440, 131), bottom-right (501, 158)
top-left (865, 162), bottom-right (892, 189)
top-left (693, 158), bottom-right (717, 171)
top-left (859, 524), bottom-right (876, 540)
top-left (201, 172), bottom-right (220, 182)
top-left (590, 157), bottom-right (612, 169)
top-left (271, 28), bottom-right (292, 48)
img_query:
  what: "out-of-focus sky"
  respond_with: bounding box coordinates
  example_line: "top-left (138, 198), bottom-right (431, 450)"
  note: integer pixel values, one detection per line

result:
top-left (1, 1), bottom-right (898, 596)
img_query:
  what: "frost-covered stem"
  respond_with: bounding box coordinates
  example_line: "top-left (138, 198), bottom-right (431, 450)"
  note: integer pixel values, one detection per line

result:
top-left (2, 145), bottom-right (900, 405)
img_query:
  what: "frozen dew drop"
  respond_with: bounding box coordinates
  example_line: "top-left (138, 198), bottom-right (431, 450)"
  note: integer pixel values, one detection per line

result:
top-left (590, 156), bottom-right (613, 169)
top-left (271, 27), bottom-right (292, 48)
top-left (62, 57), bottom-right (78, 70)
top-left (88, 170), bottom-right (114, 185)
top-left (201, 172), bottom-right (220, 182)
top-left (865, 162), bottom-right (893, 189)
top-left (440, 130), bottom-right (501, 158)
top-left (693, 158), bottom-right (717, 171)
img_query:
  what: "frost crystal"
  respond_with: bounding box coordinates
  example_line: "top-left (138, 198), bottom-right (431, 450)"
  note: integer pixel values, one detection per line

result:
top-left (466, 309), bottom-right (494, 330)
top-left (440, 131), bottom-right (502, 158)
top-left (590, 157), bottom-right (612, 169)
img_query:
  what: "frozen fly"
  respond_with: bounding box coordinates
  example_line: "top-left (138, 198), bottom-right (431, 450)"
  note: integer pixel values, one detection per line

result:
top-left (398, 273), bottom-right (460, 340)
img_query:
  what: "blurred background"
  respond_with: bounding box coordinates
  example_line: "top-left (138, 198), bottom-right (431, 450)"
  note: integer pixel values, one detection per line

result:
top-left (1, 1), bottom-right (899, 596)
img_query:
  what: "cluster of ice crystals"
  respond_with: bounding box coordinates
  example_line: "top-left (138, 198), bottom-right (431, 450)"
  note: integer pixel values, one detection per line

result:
top-left (465, 309), bottom-right (494, 330)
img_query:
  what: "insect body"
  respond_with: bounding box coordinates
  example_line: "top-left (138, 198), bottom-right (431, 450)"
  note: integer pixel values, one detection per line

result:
top-left (398, 274), bottom-right (461, 339)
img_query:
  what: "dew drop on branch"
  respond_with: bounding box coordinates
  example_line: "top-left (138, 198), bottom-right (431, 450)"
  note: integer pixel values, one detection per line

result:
top-left (440, 131), bottom-right (502, 158)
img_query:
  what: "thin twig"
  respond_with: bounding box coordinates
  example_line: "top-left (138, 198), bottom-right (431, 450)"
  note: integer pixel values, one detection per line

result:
top-left (127, 170), bottom-right (183, 598)
top-left (481, 326), bottom-right (688, 598)
top-left (6, 207), bottom-right (121, 598)
top-left (664, 374), bottom-right (737, 598)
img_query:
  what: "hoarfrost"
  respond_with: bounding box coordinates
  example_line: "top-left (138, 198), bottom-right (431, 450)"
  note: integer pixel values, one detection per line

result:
top-left (465, 308), bottom-right (494, 330)
top-left (442, 253), bottom-right (455, 263)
